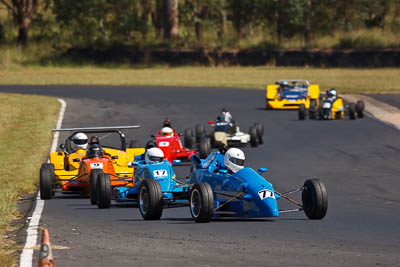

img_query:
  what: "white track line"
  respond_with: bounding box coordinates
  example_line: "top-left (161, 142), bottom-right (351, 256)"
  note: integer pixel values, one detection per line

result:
top-left (20, 98), bottom-right (67, 267)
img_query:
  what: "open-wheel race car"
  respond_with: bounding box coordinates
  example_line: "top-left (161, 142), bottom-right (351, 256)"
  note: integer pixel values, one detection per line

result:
top-left (298, 89), bottom-right (365, 120)
top-left (186, 148), bottom-right (328, 223)
top-left (145, 126), bottom-right (197, 164)
top-left (266, 80), bottom-right (320, 110)
top-left (96, 147), bottom-right (190, 214)
top-left (184, 112), bottom-right (264, 158)
top-left (39, 126), bottom-right (145, 201)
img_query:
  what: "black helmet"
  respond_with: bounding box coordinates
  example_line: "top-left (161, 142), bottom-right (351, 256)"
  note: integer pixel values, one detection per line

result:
top-left (163, 118), bottom-right (171, 127)
top-left (87, 143), bottom-right (103, 158)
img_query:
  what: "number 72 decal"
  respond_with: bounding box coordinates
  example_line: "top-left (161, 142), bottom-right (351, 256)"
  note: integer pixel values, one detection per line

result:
top-left (258, 189), bottom-right (275, 200)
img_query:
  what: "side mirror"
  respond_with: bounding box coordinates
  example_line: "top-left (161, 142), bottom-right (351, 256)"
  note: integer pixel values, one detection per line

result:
top-left (150, 134), bottom-right (155, 138)
top-left (128, 162), bottom-right (139, 167)
top-left (173, 160), bottom-right (181, 165)
top-left (59, 144), bottom-right (66, 150)
top-left (258, 168), bottom-right (267, 174)
top-left (112, 155), bottom-right (118, 159)
top-left (178, 133), bottom-right (183, 137)
top-left (190, 154), bottom-right (202, 167)
top-left (219, 169), bottom-right (228, 174)
top-left (208, 121), bottom-right (214, 125)
top-left (73, 158), bottom-right (80, 163)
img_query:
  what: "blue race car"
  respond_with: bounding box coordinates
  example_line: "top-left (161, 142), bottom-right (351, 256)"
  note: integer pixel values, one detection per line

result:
top-left (186, 148), bottom-right (328, 223)
top-left (95, 148), bottom-right (190, 220)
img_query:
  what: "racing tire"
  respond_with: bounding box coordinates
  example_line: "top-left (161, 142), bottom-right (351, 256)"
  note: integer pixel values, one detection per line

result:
top-left (356, 100), bottom-right (365, 118)
top-left (199, 137), bottom-right (211, 159)
top-left (302, 179), bottom-right (328, 220)
top-left (190, 182), bottom-right (214, 223)
top-left (195, 124), bottom-right (206, 142)
top-left (184, 128), bottom-right (194, 148)
top-left (145, 140), bottom-right (156, 149)
top-left (249, 126), bottom-right (258, 147)
top-left (266, 99), bottom-right (272, 110)
top-left (96, 173), bottom-right (112, 209)
top-left (129, 140), bottom-right (139, 148)
top-left (254, 123), bottom-right (264, 145)
top-left (298, 104), bottom-right (306, 120)
top-left (309, 99), bottom-right (317, 119)
top-left (40, 163), bottom-right (55, 200)
top-left (139, 179), bottom-right (163, 220)
top-left (90, 169), bottom-right (103, 205)
top-left (349, 103), bottom-right (356, 120)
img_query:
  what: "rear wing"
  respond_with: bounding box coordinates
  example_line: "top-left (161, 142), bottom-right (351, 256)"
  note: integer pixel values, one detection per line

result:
top-left (52, 125), bottom-right (141, 132)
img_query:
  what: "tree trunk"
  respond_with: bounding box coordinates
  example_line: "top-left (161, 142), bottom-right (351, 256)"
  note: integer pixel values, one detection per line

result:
top-left (195, 1), bottom-right (203, 42)
top-left (304, 0), bottom-right (312, 49)
top-left (141, 0), bottom-right (152, 39)
top-left (163, 0), bottom-right (178, 40)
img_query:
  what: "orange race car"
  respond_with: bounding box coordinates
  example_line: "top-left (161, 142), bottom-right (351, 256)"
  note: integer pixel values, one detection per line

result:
top-left (39, 126), bottom-right (145, 202)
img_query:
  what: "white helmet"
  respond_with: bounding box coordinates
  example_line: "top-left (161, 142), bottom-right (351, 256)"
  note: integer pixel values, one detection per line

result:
top-left (161, 127), bottom-right (173, 136)
top-left (224, 148), bottom-right (245, 173)
top-left (328, 88), bottom-right (337, 98)
top-left (72, 132), bottom-right (88, 150)
top-left (145, 147), bottom-right (164, 164)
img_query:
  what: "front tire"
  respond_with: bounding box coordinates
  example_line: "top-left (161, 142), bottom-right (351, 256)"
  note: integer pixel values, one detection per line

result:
top-left (195, 124), bottom-right (206, 142)
top-left (302, 179), bottom-right (328, 220)
top-left (199, 137), bottom-right (211, 159)
top-left (356, 100), bottom-right (365, 118)
top-left (349, 103), bottom-right (356, 120)
top-left (298, 104), bottom-right (306, 120)
top-left (190, 182), bottom-right (214, 223)
top-left (96, 173), bottom-right (112, 209)
top-left (184, 128), bottom-right (194, 148)
top-left (249, 126), bottom-right (258, 147)
top-left (90, 169), bottom-right (103, 205)
top-left (40, 163), bottom-right (55, 200)
top-left (254, 123), bottom-right (264, 145)
top-left (139, 179), bottom-right (163, 220)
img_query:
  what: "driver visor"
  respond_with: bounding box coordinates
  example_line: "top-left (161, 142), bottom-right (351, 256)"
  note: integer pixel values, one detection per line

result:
top-left (229, 157), bottom-right (244, 166)
top-left (149, 156), bottom-right (163, 162)
top-left (74, 139), bottom-right (87, 145)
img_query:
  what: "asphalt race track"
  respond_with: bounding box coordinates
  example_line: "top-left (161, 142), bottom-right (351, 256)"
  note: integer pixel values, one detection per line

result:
top-left (1, 85), bottom-right (400, 266)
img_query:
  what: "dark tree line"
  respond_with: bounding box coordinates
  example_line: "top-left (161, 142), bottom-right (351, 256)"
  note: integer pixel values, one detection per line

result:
top-left (0, 0), bottom-right (399, 48)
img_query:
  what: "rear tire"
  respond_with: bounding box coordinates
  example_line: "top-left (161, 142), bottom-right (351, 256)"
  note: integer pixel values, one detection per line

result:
top-left (139, 179), bottom-right (163, 220)
top-left (249, 127), bottom-right (258, 147)
top-left (190, 182), bottom-right (214, 223)
top-left (309, 100), bottom-right (317, 119)
top-left (195, 124), bottom-right (206, 142)
top-left (254, 123), bottom-right (264, 145)
top-left (96, 173), bottom-right (112, 209)
top-left (302, 179), bottom-right (328, 220)
top-left (40, 163), bottom-right (55, 200)
top-left (356, 100), bottom-right (365, 118)
top-left (199, 137), bottom-right (211, 159)
top-left (90, 169), bottom-right (103, 205)
top-left (184, 128), bottom-right (194, 148)
top-left (266, 99), bottom-right (272, 110)
top-left (349, 103), bottom-right (356, 120)
top-left (298, 104), bottom-right (306, 120)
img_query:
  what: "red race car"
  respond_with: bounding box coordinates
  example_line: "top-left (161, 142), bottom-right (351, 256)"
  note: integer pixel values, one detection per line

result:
top-left (146, 120), bottom-right (197, 164)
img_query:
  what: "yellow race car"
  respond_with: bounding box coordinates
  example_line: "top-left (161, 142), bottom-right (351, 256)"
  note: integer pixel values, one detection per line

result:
top-left (266, 80), bottom-right (320, 110)
top-left (39, 126), bottom-right (145, 199)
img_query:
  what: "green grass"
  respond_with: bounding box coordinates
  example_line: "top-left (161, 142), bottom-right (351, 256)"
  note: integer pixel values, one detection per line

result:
top-left (0, 93), bottom-right (59, 266)
top-left (0, 66), bottom-right (400, 93)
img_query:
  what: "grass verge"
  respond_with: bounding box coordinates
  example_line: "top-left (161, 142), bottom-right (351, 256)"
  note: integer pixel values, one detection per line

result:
top-left (0, 93), bottom-right (59, 266)
top-left (0, 66), bottom-right (399, 93)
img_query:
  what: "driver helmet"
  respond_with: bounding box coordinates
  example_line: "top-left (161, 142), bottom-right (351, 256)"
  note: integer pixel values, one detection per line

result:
top-left (145, 147), bottom-right (164, 164)
top-left (161, 127), bottom-right (173, 136)
top-left (224, 148), bottom-right (245, 173)
top-left (163, 118), bottom-right (172, 128)
top-left (328, 88), bottom-right (337, 98)
top-left (72, 132), bottom-right (88, 150)
top-left (87, 143), bottom-right (103, 158)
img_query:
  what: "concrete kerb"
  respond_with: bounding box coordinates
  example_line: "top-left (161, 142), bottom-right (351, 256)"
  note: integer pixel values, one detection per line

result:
top-left (342, 94), bottom-right (400, 130)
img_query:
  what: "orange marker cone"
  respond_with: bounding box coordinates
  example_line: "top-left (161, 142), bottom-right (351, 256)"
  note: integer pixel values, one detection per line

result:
top-left (38, 228), bottom-right (55, 267)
